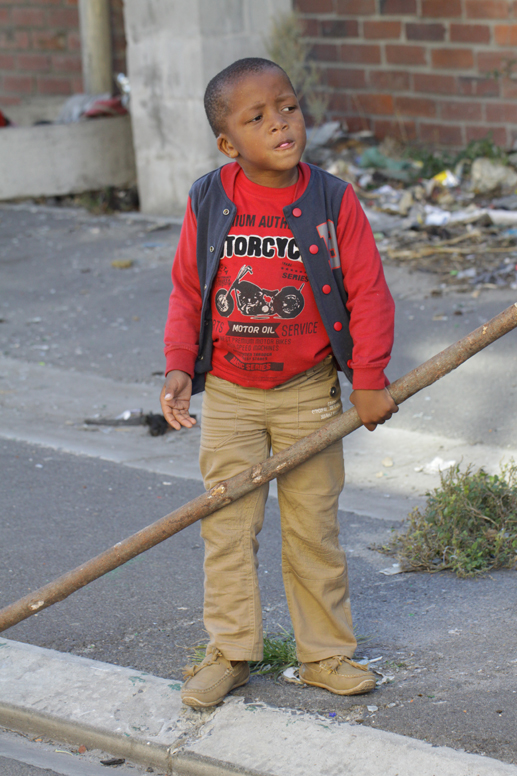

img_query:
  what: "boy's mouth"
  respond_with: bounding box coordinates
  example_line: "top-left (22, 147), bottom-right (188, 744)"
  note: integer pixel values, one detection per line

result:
top-left (275, 139), bottom-right (295, 150)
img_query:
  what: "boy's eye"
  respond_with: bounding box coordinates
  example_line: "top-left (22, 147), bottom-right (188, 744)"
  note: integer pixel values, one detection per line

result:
top-left (250, 114), bottom-right (262, 123)
top-left (282, 104), bottom-right (297, 113)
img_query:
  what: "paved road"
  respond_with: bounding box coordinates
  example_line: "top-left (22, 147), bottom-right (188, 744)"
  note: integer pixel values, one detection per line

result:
top-left (0, 756), bottom-right (56, 776)
top-left (2, 437), bottom-right (516, 764)
top-left (0, 729), bottom-right (152, 776)
top-left (1, 203), bottom-right (517, 765)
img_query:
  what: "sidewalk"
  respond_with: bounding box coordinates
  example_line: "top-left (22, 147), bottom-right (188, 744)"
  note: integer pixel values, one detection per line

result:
top-left (2, 638), bottom-right (517, 776)
top-left (1, 353), bottom-right (517, 521)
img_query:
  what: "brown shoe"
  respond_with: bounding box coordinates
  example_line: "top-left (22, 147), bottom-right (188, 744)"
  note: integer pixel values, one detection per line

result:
top-left (181, 647), bottom-right (250, 708)
top-left (299, 655), bottom-right (376, 696)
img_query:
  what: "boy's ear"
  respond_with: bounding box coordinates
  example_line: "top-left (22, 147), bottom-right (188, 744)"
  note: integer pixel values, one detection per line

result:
top-left (217, 133), bottom-right (239, 160)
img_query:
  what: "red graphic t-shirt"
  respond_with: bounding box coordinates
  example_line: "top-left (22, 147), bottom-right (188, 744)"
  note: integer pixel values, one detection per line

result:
top-left (165, 162), bottom-right (395, 391)
top-left (209, 167), bottom-right (332, 388)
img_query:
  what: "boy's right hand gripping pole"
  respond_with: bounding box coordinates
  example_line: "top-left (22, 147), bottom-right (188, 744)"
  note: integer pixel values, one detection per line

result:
top-left (0, 303), bottom-right (516, 633)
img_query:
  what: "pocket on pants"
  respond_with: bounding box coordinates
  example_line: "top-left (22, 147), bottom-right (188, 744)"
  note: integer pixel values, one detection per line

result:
top-left (297, 362), bottom-right (342, 435)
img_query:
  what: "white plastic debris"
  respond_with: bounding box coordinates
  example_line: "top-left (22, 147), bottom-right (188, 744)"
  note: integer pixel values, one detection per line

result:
top-left (306, 121), bottom-right (346, 149)
top-left (424, 203), bottom-right (517, 228)
top-left (115, 408), bottom-right (143, 421)
top-left (379, 563), bottom-right (404, 576)
top-left (373, 185), bottom-right (414, 216)
top-left (421, 456), bottom-right (456, 474)
top-left (57, 93), bottom-right (110, 123)
top-left (282, 667), bottom-right (303, 685)
top-left (376, 675), bottom-right (395, 685)
top-left (116, 72), bottom-right (131, 107)
top-left (449, 207), bottom-right (489, 225)
top-left (358, 172), bottom-right (373, 188)
top-left (424, 204), bottom-right (487, 227)
top-left (432, 169), bottom-right (460, 188)
top-left (487, 209), bottom-right (517, 226)
top-left (367, 705), bottom-right (379, 713)
top-left (326, 159), bottom-right (361, 180)
top-left (471, 157), bottom-right (517, 194)
top-left (424, 206), bottom-right (451, 226)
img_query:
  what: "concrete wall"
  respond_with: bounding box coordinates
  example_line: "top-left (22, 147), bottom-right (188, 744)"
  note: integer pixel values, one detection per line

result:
top-left (0, 115), bottom-right (136, 200)
top-left (2, 95), bottom-right (65, 127)
top-left (295, 0), bottom-right (517, 149)
top-left (123, 0), bottom-right (291, 216)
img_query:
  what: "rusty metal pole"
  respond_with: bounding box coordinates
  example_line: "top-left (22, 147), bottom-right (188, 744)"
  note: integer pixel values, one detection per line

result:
top-left (1, 303), bottom-right (516, 633)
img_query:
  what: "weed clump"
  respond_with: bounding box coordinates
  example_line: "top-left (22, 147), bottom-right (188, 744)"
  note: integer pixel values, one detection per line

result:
top-left (404, 133), bottom-right (508, 179)
top-left (379, 462), bottom-right (517, 577)
top-left (251, 629), bottom-right (298, 676)
top-left (190, 629), bottom-right (297, 677)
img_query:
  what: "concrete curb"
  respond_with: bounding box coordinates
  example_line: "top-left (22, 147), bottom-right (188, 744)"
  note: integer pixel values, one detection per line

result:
top-left (0, 704), bottom-right (173, 773)
top-left (170, 753), bottom-right (266, 776)
top-left (0, 639), bottom-right (181, 772)
top-left (2, 638), bottom-right (517, 776)
top-left (0, 637), bottom-right (268, 775)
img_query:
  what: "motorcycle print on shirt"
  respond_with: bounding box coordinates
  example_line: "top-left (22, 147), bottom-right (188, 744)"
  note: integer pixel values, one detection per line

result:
top-left (214, 265), bottom-right (305, 319)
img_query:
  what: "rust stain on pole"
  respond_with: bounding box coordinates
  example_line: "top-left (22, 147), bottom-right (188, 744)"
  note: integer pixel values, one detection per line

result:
top-left (1, 303), bottom-right (516, 633)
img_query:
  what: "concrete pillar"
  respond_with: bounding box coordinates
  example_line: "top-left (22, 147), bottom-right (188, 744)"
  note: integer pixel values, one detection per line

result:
top-left (78, 0), bottom-right (113, 95)
top-left (123, 0), bottom-right (291, 216)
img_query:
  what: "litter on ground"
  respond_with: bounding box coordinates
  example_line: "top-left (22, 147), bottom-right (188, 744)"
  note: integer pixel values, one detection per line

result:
top-left (305, 125), bottom-right (517, 292)
top-left (379, 563), bottom-right (404, 576)
top-left (414, 457), bottom-right (456, 475)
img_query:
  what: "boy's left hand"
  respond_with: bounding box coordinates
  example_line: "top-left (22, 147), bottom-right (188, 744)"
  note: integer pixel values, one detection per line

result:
top-left (350, 388), bottom-right (398, 432)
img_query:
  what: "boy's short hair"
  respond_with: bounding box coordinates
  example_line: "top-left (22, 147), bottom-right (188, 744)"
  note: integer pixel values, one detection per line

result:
top-left (204, 57), bottom-right (294, 137)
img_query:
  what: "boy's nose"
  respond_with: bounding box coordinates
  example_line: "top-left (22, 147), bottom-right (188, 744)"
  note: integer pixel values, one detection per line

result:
top-left (270, 115), bottom-right (289, 132)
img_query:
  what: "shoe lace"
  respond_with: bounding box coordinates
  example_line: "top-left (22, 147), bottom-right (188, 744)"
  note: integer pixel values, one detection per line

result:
top-left (182, 648), bottom-right (230, 680)
top-left (320, 655), bottom-right (368, 674)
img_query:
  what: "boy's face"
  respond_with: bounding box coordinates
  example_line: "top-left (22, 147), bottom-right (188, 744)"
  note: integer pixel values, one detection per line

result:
top-left (216, 69), bottom-right (306, 187)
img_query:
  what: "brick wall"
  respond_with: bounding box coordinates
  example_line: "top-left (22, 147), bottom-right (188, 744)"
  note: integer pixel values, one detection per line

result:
top-left (296, 0), bottom-right (517, 148)
top-left (0, 0), bottom-right (126, 108)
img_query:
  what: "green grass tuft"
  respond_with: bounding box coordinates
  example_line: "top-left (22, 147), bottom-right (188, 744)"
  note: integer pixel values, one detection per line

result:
top-left (189, 629), bottom-right (298, 677)
top-left (378, 462), bottom-right (517, 577)
top-left (189, 628), bottom-right (370, 678)
top-left (250, 628), bottom-right (298, 676)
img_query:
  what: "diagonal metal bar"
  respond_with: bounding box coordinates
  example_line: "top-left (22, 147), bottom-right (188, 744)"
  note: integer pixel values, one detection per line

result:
top-left (1, 302), bottom-right (516, 633)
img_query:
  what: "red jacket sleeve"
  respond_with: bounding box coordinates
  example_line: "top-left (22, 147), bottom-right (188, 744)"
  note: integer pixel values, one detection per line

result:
top-left (163, 196), bottom-right (202, 376)
top-left (337, 186), bottom-right (395, 390)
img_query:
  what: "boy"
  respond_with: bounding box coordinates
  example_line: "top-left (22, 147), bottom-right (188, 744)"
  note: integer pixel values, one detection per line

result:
top-left (161, 58), bottom-right (397, 708)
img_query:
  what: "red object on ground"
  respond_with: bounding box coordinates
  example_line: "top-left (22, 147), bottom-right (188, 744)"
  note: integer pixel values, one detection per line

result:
top-left (0, 110), bottom-right (11, 127)
top-left (84, 96), bottom-right (127, 119)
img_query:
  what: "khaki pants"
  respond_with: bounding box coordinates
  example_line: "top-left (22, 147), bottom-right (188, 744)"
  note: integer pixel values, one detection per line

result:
top-left (199, 355), bottom-right (356, 664)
